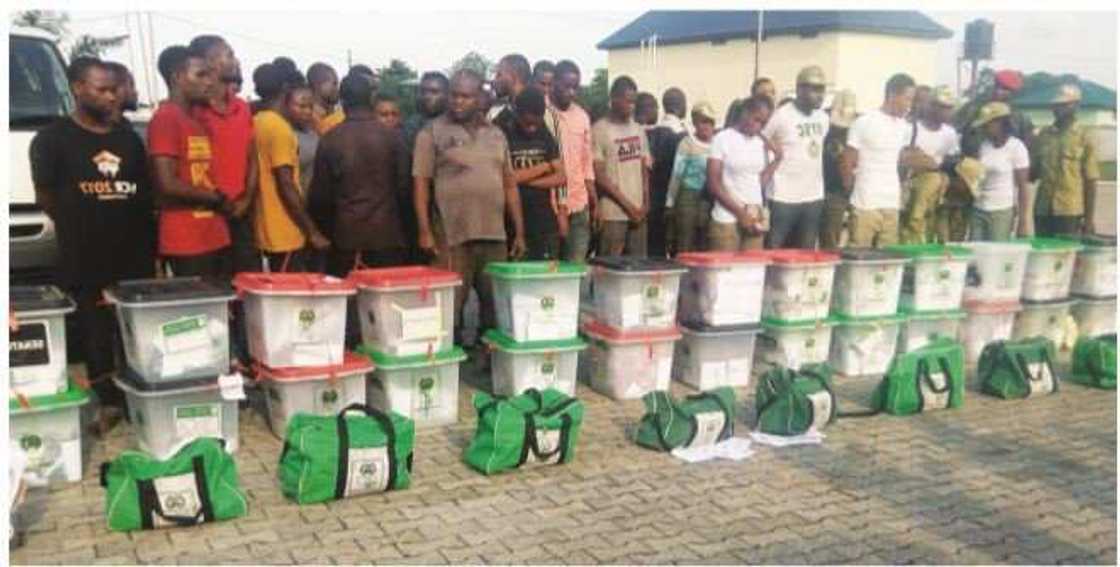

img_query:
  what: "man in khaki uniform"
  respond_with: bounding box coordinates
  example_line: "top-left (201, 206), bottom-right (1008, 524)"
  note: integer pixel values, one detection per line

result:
top-left (936, 157), bottom-right (983, 242)
top-left (901, 86), bottom-right (960, 244)
top-left (1032, 84), bottom-right (1101, 237)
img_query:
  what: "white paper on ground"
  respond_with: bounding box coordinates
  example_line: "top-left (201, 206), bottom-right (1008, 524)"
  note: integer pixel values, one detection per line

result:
top-left (671, 437), bottom-right (755, 463)
top-left (749, 429), bottom-right (826, 447)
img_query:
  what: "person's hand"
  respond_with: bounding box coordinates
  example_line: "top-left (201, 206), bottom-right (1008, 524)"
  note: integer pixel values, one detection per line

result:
top-left (737, 206), bottom-right (758, 230)
top-left (229, 194), bottom-right (253, 219)
top-left (1017, 216), bottom-right (1035, 238)
top-left (418, 228), bottom-right (437, 254)
top-left (591, 204), bottom-right (603, 231)
top-left (510, 235), bottom-right (527, 259)
top-left (309, 230), bottom-right (331, 251)
top-left (9, 311), bottom-right (19, 333)
top-left (760, 166), bottom-right (777, 188)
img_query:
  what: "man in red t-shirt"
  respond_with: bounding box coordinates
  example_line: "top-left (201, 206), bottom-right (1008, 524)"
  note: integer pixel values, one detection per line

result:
top-left (189, 34), bottom-right (259, 274)
top-left (148, 45), bottom-right (233, 278)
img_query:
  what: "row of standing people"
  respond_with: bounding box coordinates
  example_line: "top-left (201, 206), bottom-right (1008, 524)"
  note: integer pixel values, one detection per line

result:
top-left (27, 37), bottom-right (1102, 423)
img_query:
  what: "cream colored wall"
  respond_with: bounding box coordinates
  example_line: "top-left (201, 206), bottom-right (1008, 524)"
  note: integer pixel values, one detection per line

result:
top-left (606, 31), bottom-right (944, 124)
top-left (607, 39), bottom-right (754, 125)
top-left (832, 33), bottom-right (942, 113)
top-left (606, 34), bottom-right (840, 125)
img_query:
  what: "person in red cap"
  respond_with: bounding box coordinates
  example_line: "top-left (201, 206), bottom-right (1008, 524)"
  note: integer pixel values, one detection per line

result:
top-left (957, 68), bottom-right (1035, 158)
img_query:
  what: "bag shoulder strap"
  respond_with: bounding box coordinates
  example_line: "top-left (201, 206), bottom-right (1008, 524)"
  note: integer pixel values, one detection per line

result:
top-left (136, 455), bottom-right (214, 529)
top-left (333, 404), bottom-right (399, 499)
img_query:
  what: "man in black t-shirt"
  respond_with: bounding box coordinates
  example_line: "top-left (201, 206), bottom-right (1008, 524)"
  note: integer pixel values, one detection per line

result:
top-left (500, 87), bottom-right (567, 260)
top-left (29, 57), bottom-right (155, 420)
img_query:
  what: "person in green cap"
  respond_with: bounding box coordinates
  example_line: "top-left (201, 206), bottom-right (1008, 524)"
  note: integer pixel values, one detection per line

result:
top-left (761, 65), bottom-right (830, 249)
top-left (820, 89), bottom-right (857, 249)
top-left (1031, 83), bottom-right (1101, 237)
top-left (970, 101), bottom-right (1032, 240)
top-left (900, 85), bottom-right (961, 244)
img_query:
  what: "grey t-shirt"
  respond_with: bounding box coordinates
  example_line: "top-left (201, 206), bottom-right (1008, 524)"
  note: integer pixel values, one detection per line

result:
top-left (296, 127), bottom-right (319, 197)
top-left (592, 118), bottom-right (650, 222)
top-left (412, 114), bottom-right (513, 246)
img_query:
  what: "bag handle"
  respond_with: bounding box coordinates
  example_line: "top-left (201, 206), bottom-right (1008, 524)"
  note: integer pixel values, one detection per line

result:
top-left (137, 455), bottom-right (215, 529)
top-left (799, 366), bottom-right (841, 424)
top-left (914, 356), bottom-right (955, 412)
top-left (1014, 347), bottom-right (1059, 396)
top-left (643, 391), bottom-right (695, 452)
top-left (334, 403), bottom-right (399, 499)
top-left (754, 369), bottom-right (791, 423)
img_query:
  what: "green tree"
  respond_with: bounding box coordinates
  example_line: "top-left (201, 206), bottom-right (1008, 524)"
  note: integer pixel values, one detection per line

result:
top-left (579, 68), bottom-right (610, 123)
top-left (377, 58), bottom-right (419, 121)
top-left (11, 10), bottom-right (69, 36)
top-left (13, 10), bottom-right (129, 60)
top-left (68, 34), bottom-right (129, 61)
top-left (449, 51), bottom-right (494, 79)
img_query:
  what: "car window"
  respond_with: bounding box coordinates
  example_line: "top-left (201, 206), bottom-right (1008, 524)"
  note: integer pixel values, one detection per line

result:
top-left (10, 35), bottom-right (72, 128)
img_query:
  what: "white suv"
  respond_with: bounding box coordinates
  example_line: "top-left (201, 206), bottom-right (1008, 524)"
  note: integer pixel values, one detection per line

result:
top-left (9, 26), bottom-right (73, 282)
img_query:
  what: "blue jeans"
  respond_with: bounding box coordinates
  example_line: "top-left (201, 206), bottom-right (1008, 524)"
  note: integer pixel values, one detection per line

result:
top-left (765, 199), bottom-right (825, 249)
top-left (969, 208), bottom-right (1015, 241)
top-left (565, 209), bottom-right (593, 262)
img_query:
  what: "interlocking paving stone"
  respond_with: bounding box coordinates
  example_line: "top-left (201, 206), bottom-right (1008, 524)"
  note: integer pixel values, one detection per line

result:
top-left (9, 359), bottom-right (1116, 565)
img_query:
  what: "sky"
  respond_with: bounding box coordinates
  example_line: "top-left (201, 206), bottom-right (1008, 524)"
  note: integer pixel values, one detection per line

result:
top-left (20, 8), bottom-right (1119, 107)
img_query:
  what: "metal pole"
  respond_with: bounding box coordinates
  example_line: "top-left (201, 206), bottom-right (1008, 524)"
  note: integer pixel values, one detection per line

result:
top-left (347, 49), bottom-right (352, 69)
top-left (135, 13), bottom-right (154, 106)
top-left (147, 12), bottom-right (158, 101)
top-left (754, 10), bottom-right (763, 82)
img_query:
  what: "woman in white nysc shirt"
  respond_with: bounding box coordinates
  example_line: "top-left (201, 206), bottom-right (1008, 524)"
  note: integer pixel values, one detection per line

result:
top-left (705, 96), bottom-right (782, 251)
top-left (970, 101), bottom-right (1032, 241)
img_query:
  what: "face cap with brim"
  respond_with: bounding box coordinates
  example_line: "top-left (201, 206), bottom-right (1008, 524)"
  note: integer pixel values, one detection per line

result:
top-left (797, 65), bottom-right (827, 87)
top-left (972, 101), bottom-right (1011, 129)
top-left (955, 157), bottom-right (985, 196)
top-left (691, 100), bottom-right (716, 123)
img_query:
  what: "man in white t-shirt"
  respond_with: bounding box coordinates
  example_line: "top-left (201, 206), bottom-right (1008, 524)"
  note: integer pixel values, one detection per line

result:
top-left (761, 65), bottom-right (830, 249)
top-left (900, 85), bottom-right (961, 243)
top-left (842, 73), bottom-right (926, 248)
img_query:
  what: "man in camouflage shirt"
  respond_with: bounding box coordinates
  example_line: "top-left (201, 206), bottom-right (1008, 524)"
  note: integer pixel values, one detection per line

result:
top-left (1031, 83), bottom-right (1101, 237)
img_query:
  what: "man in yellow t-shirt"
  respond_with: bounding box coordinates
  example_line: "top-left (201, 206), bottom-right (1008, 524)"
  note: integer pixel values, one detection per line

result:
top-left (253, 63), bottom-right (329, 271)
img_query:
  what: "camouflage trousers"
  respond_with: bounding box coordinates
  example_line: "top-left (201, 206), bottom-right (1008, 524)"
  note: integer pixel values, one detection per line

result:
top-left (900, 172), bottom-right (949, 244)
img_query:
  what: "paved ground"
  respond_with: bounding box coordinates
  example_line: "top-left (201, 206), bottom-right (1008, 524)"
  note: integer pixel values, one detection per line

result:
top-left (10, 356), bottom-right (1117, 565)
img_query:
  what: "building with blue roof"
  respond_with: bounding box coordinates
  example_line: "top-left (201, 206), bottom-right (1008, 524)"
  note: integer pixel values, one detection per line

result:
top-left (598, 10), bottom-right (953, 123)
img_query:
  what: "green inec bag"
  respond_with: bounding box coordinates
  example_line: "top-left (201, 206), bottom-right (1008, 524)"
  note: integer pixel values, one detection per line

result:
top-left (636, 387), bottom-right (735, 451)
top-left (278, 404), bottom-right (414, 504)
top-left (1070, 334), bottom-right (1117, 389)
top-left (872, 338), bottom-right (966, 415)
top-left (755, 364), bottom-right (837, 436)
top-left (978, 338), bottom-right (1060, 399)
top-left (464, 388), bottom-right (584, 475)
top-left (100, 438), bottom-right (247, 532)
